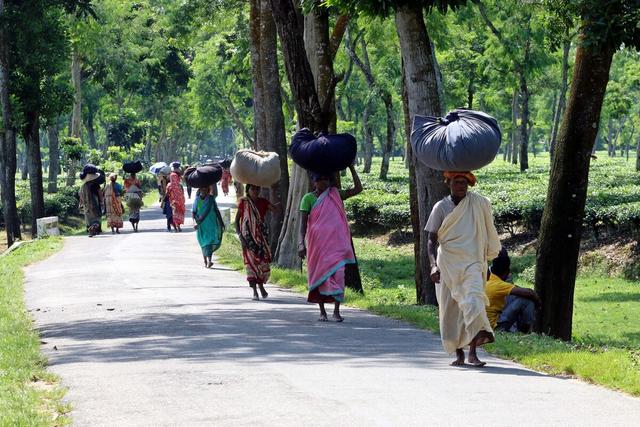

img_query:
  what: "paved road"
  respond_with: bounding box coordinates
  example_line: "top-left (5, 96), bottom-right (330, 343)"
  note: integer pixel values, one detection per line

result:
top-left (25, 190), bottom-right (640, 426)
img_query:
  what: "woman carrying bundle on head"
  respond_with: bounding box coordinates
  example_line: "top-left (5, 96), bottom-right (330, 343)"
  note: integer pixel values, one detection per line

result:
top-left (104, 173), bottom-right (124, 234)
top-left (166, 171), bottom-right (185, 232)
top-left (193, 184), bottom-right (224, 268)
top-left (235, 184), bottom-right (281, 300)
top-left (78, 172), bottom-right (104, 237)
top-left (298, 165), bottom-right (362, 322)
top-left (124, 173), bottom-right (143, 232)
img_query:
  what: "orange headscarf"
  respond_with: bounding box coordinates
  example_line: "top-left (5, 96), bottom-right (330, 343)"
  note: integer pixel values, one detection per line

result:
top-left (443, 171), bottom-right (477, 187)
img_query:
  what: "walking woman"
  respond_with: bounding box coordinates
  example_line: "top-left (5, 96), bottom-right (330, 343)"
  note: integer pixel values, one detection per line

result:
top-left (104, 173), bottom-right (124, 234)
top-left (78, 173), bottom-right (103, 237)
top-left (166, 171), bottom-right (186, 232)
top-left (298, 165), bottom-right (362, 321)
top-left (124, 173), bottom-right (143, 232)
top-left (235, 184), bottom-right (281, 300)
top-left (221, 167), bottom-right (232, 196)
top-left (193, 185), bottom-right (225, 268)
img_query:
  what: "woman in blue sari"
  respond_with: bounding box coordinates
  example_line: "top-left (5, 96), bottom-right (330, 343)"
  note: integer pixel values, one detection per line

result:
top-left (193, 185), bottom-right (224, 268)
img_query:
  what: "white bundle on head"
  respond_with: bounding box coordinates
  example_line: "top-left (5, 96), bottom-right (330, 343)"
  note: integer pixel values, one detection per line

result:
top-left (230, 149), bottom-right (281, 187)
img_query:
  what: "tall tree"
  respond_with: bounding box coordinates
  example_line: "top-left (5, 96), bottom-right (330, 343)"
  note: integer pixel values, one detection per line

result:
top-left (535, 0), bottom-right (640, 340)
top-left (249, 0), bottom-right (289, 252)
top-left (0, 0), bottom-right (20, 245)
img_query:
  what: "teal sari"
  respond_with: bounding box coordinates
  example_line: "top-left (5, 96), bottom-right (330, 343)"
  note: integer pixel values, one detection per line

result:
top-left (194, 195), bottom-right (224, 257)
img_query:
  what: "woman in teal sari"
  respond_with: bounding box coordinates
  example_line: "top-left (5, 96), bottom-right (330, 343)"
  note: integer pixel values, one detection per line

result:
top-left (193, 185), bottom-right (224, 268)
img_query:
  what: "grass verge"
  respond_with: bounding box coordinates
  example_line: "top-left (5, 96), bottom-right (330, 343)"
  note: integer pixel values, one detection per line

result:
top-left (216, 230), bottom-right (640, 396)
top-left (0, 237), bottom-right (70, 425)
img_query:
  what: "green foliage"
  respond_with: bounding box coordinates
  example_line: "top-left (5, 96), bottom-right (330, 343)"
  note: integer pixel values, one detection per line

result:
top-left (60, 136), bottom-right (87, 161)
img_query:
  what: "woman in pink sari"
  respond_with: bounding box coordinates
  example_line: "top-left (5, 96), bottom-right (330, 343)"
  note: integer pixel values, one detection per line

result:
top-left (166, 172), bottom-right (185, 232)
top-left (298, 165), bottom-right (362, 321)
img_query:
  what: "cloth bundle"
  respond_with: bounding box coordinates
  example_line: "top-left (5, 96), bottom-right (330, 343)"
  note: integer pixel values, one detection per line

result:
top-left (289, 129), bottom-right (357, 174)
top-left (411, 109), bottom-right (501, 171)
top-left (123, 161), bottom-right (143, 174)
top-left (79, 163), bottom-right (98, 180)
top-left (230, 149), bottom-right (281, 187)
top-left (184, 164), bottom-right (223, 188)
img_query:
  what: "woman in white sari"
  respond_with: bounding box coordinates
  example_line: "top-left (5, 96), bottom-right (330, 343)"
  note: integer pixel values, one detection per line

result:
top-left (426, 171), bottom-right (501, 367)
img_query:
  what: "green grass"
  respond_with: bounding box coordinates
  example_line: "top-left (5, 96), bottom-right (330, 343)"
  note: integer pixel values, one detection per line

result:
top-left (0, 237), bottom-right (70, 425)
top-left (216, 225), bottom-right (640, 396)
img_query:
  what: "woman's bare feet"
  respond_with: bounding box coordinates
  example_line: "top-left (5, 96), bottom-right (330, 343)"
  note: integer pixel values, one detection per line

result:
top-left (473, 330), bottom-right (495, 347)
top-left (450, 349), bottom-right (465, 366)
top-left (318, 314), bottom-right (328, 322)
top-left (332, 313), bottom-right (344, 322)
top-left (467, 353), bottom-right (486, 367)
top-left (258, 285), bottom-right (268, 299)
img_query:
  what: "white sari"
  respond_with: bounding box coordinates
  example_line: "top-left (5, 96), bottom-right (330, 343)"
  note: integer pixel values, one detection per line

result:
top-left (436, 192), bottom-right (501, 354)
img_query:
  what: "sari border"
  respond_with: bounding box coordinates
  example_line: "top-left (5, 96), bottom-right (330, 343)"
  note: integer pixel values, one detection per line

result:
top-left (308, 258), bottom-right (356, 290)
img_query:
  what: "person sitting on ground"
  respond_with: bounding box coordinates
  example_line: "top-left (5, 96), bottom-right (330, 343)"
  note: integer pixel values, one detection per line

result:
top-left (486, 251), bottom-right (541, 333)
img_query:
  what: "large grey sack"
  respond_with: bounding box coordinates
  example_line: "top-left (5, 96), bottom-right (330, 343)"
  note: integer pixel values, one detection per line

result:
top-left (230, 149), bottom-right (281, 187)
top-left (411, 109), bottom-right (501, 171)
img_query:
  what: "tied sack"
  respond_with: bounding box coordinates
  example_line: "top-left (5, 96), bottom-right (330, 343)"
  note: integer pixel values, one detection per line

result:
top-left (123, 161), bottom-right (143, 174)
top-left (411, 109), bottom-right (501, 171)
top-left (184, 164), bottom-right (223, 188)
top-left (230, 150), bottom-right (281, 187)
top-left (289, 129), bottom-right (357, 174)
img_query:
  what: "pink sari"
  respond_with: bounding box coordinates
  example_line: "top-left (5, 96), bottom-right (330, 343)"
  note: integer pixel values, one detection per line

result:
top-left (306, 187), bottom-right (355, 303)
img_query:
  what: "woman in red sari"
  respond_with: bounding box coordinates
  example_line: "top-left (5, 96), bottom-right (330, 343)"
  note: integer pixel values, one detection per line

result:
top-left (221, 168), bottom-right (232, 196)
top-left (166, 172), bottom-right (185, 232)
top-left (235, 184), bottom-right (281, 300)
top-left (298, 165), bottom-right (362, 321)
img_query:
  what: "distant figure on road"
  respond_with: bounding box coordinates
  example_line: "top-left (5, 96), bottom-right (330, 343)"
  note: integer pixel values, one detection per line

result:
top-left (193, 185), bottom-right (224, 268)
top-left (427, 171), bottom-right (501, 367)
top-left (78, 173), bottom-right (103, 237)
top-left (183, 164), bottom-right (193, 199)
top-left (124, 173), bottom-right (143, 232)
top-left (166, 172), bottom-right (185, 232)
top-left (235, 184), bottom-right (281, 300)
top-left (298, 165), bottom-right (362, 322)
top-left (221, 167), bottom-right (232, 197)
top-left (104, 173), bottom-right (124, 235)
top-left (486, 250), bottom-right (541, 333)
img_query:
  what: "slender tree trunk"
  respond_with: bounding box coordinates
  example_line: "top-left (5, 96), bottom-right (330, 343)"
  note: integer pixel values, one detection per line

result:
top-left (0, 0), bottom-right (19, 245)
top-left (362, 101), bottom-right (374, 173)
top-left (534, 36), bottom-right (615, 341)
top-left (395, 5), bottom-right (448, 306)
top-left (21, 152), bottom-right (28, 180)
top-left (550, 38), bottom-right (571, 161)
top-left (86, 105), bottom-right (97, 148)
top-left (66, 49), bottom-right (82, 186)
top-left (23, 112), bottom-right (45, 235)
top-left (379, 92), bottom-right (395, 180)
top-left (635, 136), bottom-right (640, 171)
top-left (511, 89), bottom-right (519, 164)
top-left (250, 0), bottom-right (289, 253)
top-left (518, 33), bottom-right (531, 171)
top-left (47, 122), bottom-right (59, 193)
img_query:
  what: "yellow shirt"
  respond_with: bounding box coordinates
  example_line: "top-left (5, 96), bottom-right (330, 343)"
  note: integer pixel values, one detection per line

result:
top-left (485, 273), bottom-right (515, 328)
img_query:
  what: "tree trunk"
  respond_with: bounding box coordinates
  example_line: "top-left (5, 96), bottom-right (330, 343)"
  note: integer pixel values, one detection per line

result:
top-left (362, 101), bottom-right (374, 173)
top-left (47, 122), bottom-right (59, 193)
top-left (86, 104), bottom-right (97, 148)
top-left (534, 36), bottom-right (615, 341)
top-left (21, 152), bottom-right (28, 180)
top-left (270, 0), bottom-right (324, 271)
top-left (0, 0), bottom-right (19, 245)
top-left (511, 89), bottom-right (519, 164)
top-left (250, 0), bottom-right (289, 253)
top-left (550, 38), bottom-right (571, 161)
top-left (518, 30), bottom-right (531, 171)
top-left (23, 112), bottom-right (45, 235)
top-left (395, 5), bottom-right (448, 306)
top-left (636, 137), bottom-right (640, 171)
top-left (379, 92), bottom-right (395, 180)
top-left (66, 49), bottom-right (82, 186)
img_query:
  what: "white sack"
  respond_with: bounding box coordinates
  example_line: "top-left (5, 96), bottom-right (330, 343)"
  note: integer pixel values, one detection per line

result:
top-left (230, 149), bottom-right (281, 187)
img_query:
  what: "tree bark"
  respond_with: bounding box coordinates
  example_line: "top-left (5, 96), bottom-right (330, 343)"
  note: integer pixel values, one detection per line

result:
top-left (47, 122), bottom-right (59, 193)
top-left (379, 91), bottom-right (395, 180)
top-left (66, 49), bottom-right (82, 186)
top-left (395, 5), bottom-right (448, 306)
top-left (636, 136), bottom-right (640, 172)
top-left (511, 88), bottom-right (519, 164)
top-left (534, 36), bottom-right (615, 341)
top-left (250, 0), bottom-right (289, 252)
top-left (0, 0), bottom-right (19, 245)
top-left (550, 38), bottom-right (571, 161)
top-left (23, 112), bottom-right (45, 235)
top-left (362, 101), bottom-right (374, 173)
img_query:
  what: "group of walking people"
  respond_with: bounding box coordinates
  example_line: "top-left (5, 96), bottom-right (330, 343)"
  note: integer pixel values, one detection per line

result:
top-left (80, 157), bottom-right (530, 367)
top-left (78, 171), bottom-right (143, 237)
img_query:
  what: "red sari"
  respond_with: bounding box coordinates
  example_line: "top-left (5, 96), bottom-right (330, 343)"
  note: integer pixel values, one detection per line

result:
top-left (166, 172), bottom-right (185, 226)
top-left (238, 197), bottom-right (271, 284)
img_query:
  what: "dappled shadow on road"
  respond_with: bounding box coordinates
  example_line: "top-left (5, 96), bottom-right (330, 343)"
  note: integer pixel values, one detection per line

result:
top-left (38, 300), bottom-right (542, 380)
